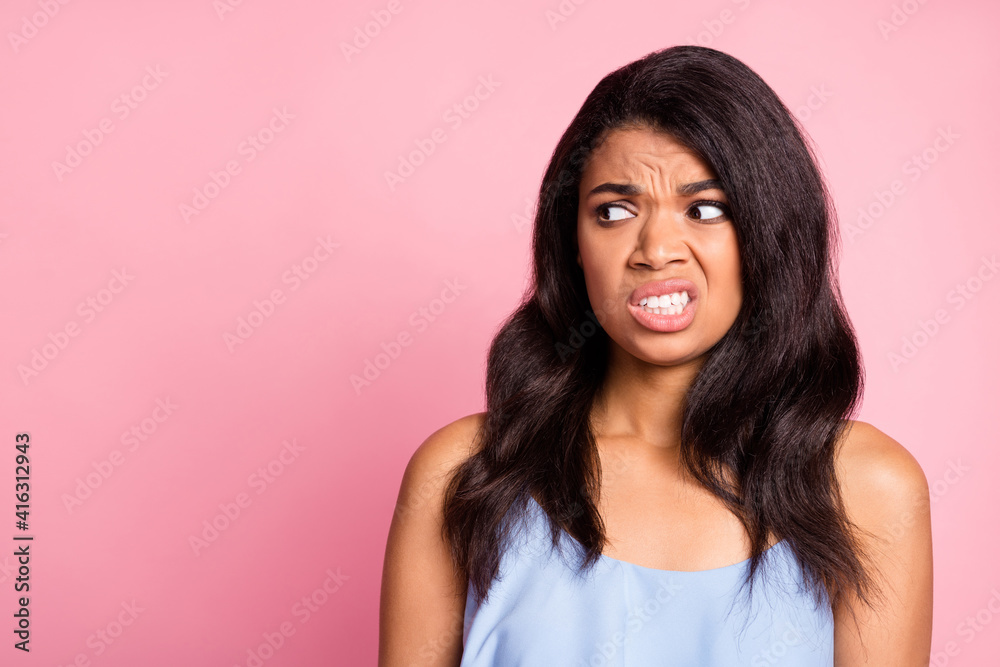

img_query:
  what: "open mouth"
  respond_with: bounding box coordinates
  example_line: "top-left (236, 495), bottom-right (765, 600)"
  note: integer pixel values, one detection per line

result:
top-left (637, 290), bottom-right (690, 316)
top-left (627, 286), bottom-right (697, 333)
top-left (626, 279), bottom-right (699, 331)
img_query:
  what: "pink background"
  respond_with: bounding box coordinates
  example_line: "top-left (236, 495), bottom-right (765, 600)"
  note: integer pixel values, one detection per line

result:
top-left (1, 0), bottom-right (997, 664)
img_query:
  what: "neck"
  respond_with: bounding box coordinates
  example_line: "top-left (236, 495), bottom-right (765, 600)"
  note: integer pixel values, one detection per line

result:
top-left (591, 341), bottom-right (706, 463)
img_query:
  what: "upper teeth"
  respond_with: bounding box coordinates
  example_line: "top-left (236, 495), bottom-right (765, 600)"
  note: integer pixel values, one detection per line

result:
top-left (638, 291), bottom-right (690, 316)
top-left (639, 291), bottom-right (689, 308)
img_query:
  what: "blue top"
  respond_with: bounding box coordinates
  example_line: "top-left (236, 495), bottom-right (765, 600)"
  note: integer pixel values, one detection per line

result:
top-left (461, 495), bottom-right (834, 666)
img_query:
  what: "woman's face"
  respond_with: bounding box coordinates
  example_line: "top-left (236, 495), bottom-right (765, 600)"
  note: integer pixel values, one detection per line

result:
top-left (576, 125), bottom-right (742, 367)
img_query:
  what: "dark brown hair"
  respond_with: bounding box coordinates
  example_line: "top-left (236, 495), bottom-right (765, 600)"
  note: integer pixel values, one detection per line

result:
top-left (442, 45), bottom-right (882, 629)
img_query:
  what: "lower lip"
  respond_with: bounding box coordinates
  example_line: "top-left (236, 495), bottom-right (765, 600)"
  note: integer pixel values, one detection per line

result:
top-left (627, 299), bottom-right (697, 332)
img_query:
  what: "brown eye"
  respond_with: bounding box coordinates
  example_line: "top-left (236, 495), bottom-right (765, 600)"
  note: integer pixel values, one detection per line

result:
top-left (596, 203), bottom-right (635, 223)
top-left (689, 202), bottom-right (727, 221)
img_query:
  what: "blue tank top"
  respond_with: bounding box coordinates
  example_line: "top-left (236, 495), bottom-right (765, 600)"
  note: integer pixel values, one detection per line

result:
top-left (461, 495), bottom-right (834, 665)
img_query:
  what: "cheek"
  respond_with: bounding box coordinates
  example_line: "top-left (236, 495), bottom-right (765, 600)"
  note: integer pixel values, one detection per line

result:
top-left (577, 242), bottom-right (623, 310)
top-left (581, 262), bottom-right (614, 301)
top-left (578, 222), bottom-right (626, 267)
top-left (577, 229), bottom-right (603, 279)
top-left (699, 233), bottom-right (743, 316)
top-left (714, 245), bottom-right (743, 315)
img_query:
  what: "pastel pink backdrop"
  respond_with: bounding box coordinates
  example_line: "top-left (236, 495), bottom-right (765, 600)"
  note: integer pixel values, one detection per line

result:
top-left (0, 0), bottom-right (996, 664)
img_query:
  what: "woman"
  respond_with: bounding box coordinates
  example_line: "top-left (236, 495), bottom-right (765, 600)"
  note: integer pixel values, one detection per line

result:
top-left (380, 45), bottom-right (932, 666)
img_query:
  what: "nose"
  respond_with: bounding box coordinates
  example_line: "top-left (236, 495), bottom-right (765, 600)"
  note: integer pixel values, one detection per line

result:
top-left (629, 204), bottom-right (690, 270)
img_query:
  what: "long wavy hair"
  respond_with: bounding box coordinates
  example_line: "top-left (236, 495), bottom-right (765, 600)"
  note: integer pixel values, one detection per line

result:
top-left (442, 45), bottom-right (882, 628)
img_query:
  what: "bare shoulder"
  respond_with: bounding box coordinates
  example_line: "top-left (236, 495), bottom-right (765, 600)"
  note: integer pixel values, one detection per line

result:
top-left (400, 412), bottom-right (485, 496)
top-left (411, 411), bottom-right (486, 470)
top-left (831, 419), bottom-right (933, 666)
top-left (834, 419), bottom-right (930, 519)
top-left (379, 412), bottom-right (486, 667)
top-left (391, 410), bottom-right (487, 546)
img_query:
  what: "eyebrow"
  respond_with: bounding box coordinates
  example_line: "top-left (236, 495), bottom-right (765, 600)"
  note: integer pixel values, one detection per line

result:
top-left (586, 179), bottom-right (725, 198)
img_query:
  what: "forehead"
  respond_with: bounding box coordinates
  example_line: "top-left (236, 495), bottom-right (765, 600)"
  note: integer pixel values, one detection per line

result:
top-left (580, 127), bottom-right (714, 183)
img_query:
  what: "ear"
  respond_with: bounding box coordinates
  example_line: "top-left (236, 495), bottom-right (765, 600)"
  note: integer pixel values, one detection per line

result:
top-left (576, 251), bottom-right (582, 268)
